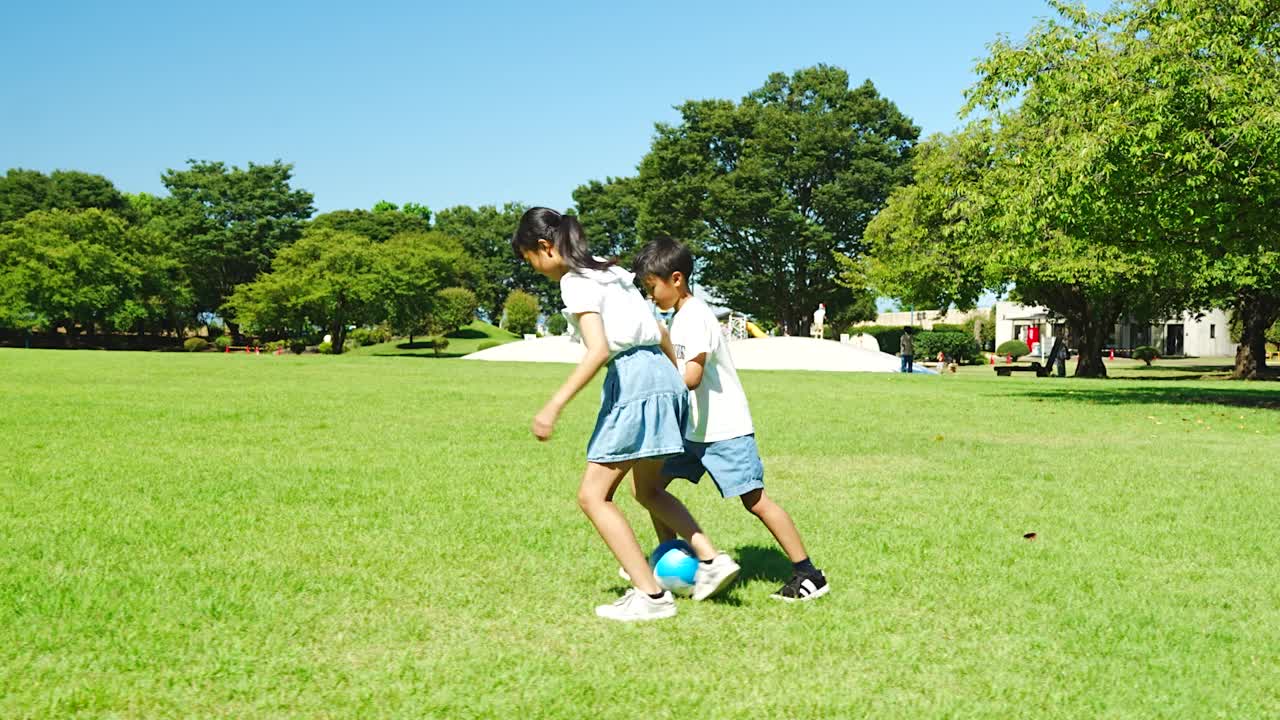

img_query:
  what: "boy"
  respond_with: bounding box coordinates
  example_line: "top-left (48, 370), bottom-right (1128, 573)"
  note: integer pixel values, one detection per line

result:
top-left (630, 237), bottom-right (829, 601)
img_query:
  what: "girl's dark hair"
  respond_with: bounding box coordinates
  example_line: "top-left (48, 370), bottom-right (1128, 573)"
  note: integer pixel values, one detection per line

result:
top-left (511, 207), bottom-right (613, 271)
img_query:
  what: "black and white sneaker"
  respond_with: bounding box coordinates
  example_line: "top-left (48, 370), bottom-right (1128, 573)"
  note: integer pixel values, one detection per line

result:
top-left (770, 569), bottom-right (829, 602)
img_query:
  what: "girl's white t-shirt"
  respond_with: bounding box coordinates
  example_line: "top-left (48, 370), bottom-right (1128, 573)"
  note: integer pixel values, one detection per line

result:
top-left (560, 264), bottom-right (662, 354)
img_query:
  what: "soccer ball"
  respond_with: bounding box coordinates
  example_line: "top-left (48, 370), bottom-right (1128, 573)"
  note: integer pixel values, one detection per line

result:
top-left (650, 539), bottom-right (699, 596)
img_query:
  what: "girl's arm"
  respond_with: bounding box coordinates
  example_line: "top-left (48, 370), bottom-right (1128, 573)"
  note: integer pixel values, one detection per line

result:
top-left (532, 312), bottom-right (610, 441)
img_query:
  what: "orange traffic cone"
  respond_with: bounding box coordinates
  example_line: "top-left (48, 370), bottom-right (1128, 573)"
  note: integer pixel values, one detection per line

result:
top-left (1108, 348), bottom-right (1115, 361)
top-left (224, 345), bottom-right (229, 354)
top-left (255, 346), bottom-right (261, 355)
top-left (988, 354), bottom-right (995, 365)
top-left (1006, 354), bottom-right (1012, 364)
top-left (244, 346), bottom-right (250, 354)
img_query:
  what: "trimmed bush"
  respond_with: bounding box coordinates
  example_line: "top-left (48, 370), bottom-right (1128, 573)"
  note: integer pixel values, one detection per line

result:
top-left (546, 313), bottom-right (568, 336)
top-left (850, 324), bottom-right (908, 354)
top-left (213, 335), bottom-right (233, 351)
top-left (318, 341), bottom-right (333, 355)
top-left (431, 337), bottom-right (450, 357)
top-left (503, 290), bottom-right (539, 336)
top-left (347, 328), bottom-right (370, 347)
top-left (435, 287), bottom-right (479, 334)
top-left (963, 308), bottom-right (997, 351)
top-left (1133, 345), bottom-right (1158, 365)
top-left (914, 331), bottom-right (982, 364)
top-left (290, 341), bottom-right (307, 355)
top-left (930, 323), bottom-right (966, 333)
top-left (996, 339), bottom-right (1031, 358)
top-left (183, 337), bottom-right (210, 352)
top-left (477, 341), bottom-right (501, 351)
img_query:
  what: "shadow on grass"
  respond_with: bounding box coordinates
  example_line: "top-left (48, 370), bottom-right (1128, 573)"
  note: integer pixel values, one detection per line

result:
top-left (734, 544), bottom-right (792, 584)
top-left (371, 351), bottom-right (464, 359)
top-left (599, 543), bottom-right (790, 607)
top-left (1013, 384), bottom-right (1280, 410)
top-left (446, 328), bottom-right (487, 340)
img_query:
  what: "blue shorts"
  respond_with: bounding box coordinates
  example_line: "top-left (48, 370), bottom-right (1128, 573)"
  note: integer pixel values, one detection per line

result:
top-left (662, 434), bottom-right (765, 499)
top-left (586, 346), bottom-right (689, 463)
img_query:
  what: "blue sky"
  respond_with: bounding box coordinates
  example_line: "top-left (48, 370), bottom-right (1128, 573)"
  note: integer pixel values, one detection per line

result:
top-left (2, 1), bottom-right (1091, 214)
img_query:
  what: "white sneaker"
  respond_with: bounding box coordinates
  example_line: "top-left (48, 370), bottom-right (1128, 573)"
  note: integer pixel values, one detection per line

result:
top-left (692, 554), bottom-right (741, 601)
top-left (595, 588), bottom-right (677, 622)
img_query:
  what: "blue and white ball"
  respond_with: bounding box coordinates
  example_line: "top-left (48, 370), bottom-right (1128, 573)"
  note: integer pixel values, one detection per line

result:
top-left (650, 539), bottom-right (699, 596)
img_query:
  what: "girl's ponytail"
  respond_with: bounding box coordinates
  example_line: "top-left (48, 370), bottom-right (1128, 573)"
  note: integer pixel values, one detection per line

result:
top-left (511, 207), bottom-right (613, 271)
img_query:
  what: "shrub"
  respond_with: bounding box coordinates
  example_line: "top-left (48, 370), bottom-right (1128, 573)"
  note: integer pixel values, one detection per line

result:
top-left (183, 337), bottom-right (210, 352)
top-left (432, 337), bottom-right (450, 357)
top-left (546, 313), bottom-right (568, 336)
top-left (214, 335), bottom-right (233, 351)
top-left (503, 290), bottom-right (540, 336)
top-left (850, 325), bottom-right (909, 354)
top-left (477, 340), bottom-right (501, 351)
top-left (930, 323), bottom-right (966, 333)
top-left (318, 341), bottom-right (333, 354)
top-left (1133, 345), bottom-right (1158, 365)
top-left (996, 339), bottom-right (1031, 358)
top-left (914, 331), bottom-right (982, 364)
top-left (435, 287), bottom-right (479, 334)
top-left (348, 327), bottom-right (391, 347)
top-left (962, 311), bottom-right (997, 352)
top-left (290, 341), bottom-right (307, 354)
top-left (205, 322), bottom-right (225, 340)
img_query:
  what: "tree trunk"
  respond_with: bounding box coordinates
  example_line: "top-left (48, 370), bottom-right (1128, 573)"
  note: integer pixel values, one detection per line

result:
top-left (329, 320), bottom-right (344, 355)
top-left (226, 321), bottom-right (241, 342)
top-left (1233, 294), bottom-right (1279, 380)
top-left (1062, 301), bottom-right (1118, 379)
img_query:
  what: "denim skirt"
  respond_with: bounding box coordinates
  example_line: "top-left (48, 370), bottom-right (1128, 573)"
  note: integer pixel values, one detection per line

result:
top-left (585, 345), bottom-right (689, 463)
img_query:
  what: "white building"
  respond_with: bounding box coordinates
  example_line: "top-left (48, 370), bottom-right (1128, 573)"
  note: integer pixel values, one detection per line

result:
top-left (869, 308), bottom-right (985, 330)
top-left (993, 302), bottom-right (1234, 358)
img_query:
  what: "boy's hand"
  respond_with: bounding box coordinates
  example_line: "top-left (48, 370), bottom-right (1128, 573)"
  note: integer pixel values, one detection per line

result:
top-left (532, 403), bottom-right (560, 441)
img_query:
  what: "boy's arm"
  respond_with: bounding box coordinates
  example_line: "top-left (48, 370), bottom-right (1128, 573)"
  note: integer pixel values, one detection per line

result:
top-left (683, 352), bottom-right (708, 390)
top-left (532, 312), bottom-right (610, 441)
top-left (658, 322), bottom-right (678, 367)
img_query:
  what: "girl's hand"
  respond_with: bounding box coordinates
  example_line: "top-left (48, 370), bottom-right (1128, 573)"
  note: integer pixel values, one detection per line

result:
top-left (532, 403), bottom-right (560, 441)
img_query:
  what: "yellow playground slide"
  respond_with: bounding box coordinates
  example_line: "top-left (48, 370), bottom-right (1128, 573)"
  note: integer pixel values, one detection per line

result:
top-left (745, 321), bottom-right (768, 338)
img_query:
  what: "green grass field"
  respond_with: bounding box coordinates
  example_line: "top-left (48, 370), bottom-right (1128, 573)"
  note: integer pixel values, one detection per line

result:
top-left (2, 349), bottom-right (1278, 718)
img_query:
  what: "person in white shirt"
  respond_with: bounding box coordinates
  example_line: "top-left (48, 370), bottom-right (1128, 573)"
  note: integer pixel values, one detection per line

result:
top-left (511, 208), bottom-right (739, 622)
top-left (630, 236), bottom-right (829, 602)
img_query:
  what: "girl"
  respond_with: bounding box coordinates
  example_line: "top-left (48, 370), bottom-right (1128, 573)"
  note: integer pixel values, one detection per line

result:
top-left (511, 207), bottom-right (737, 622)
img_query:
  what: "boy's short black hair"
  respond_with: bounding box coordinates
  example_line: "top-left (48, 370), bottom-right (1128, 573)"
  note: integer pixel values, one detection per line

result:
top-left (632, 236), bottom-right (694, 281)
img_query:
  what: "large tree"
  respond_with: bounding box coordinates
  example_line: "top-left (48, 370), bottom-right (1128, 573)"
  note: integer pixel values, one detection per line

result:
top-left (0, 209), bottom-right (146, 339)
top-left (432, 203), bottom-right (556, 318)
top-left (861, 121), bottom-right (1188, 378)
top-left (965, 0), bottom-right (1280, 378)
top-left (311, 207), bottom-right (429, 243)
top-left (226, 228), bottom-right (381, 353)
top-left (637, 65), bottom-right (918, 334)
top-left (376, 232), bottom-right (469, 343)
top-left (572, 177), bottom-right (644, 263)
top-left (0, 169), bottom-right (129, 223)
top-left (160, 160), bottom-right (314, 329)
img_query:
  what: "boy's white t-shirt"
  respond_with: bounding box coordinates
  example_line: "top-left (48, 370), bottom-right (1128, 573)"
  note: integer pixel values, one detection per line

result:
top-left (560, 265), bottom-right (662, 354)
top-left (668, 296), bottom-right (754, 443)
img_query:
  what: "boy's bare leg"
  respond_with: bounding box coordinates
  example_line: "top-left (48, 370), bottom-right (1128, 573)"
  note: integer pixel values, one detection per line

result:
top-left (740, 488), bottom-right (809, 563)
top-left (631, 459), bottom-right (717, 561)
